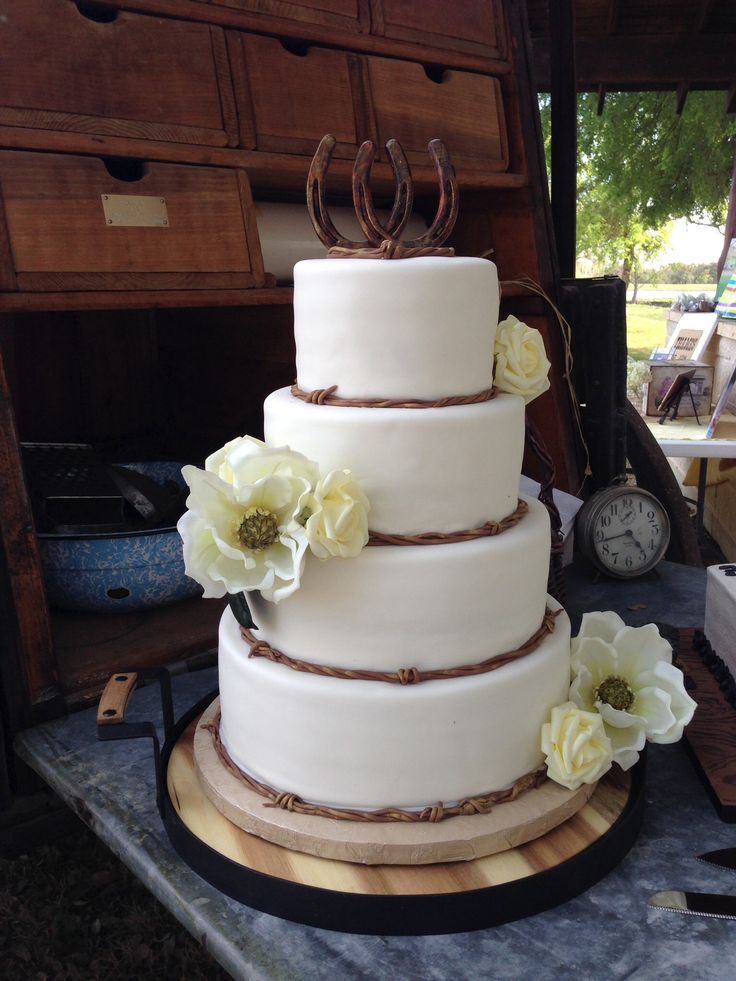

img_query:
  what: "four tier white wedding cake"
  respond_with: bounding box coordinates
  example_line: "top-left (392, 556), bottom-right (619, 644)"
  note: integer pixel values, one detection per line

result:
top-left (185, 253), bottom-right (572, 814)
top-left (177, 137), bottom-right (696, 842)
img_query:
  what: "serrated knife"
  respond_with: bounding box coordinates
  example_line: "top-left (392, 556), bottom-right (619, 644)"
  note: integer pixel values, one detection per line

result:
top-left (699, 848), bottom-right (736, 872)
top-left (648, 890), bottom-right (736, 920)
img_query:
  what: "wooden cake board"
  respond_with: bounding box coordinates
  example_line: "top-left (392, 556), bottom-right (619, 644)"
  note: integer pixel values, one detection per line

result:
top-left (192, 697), bottom-right (596, 866)
top-left (164, 699), bottom-right (643, 933)
top-left (677, 629), bottom-right (736, 822)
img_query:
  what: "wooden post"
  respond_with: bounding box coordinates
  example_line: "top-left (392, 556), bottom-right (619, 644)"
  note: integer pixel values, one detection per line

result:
top-left (717, 150), bottom-right (736, 282)
top-left (549, 0), bottom-right (577, 279)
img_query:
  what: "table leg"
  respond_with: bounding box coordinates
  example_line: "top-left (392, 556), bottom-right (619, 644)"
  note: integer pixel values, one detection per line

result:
top-left (696, 457), bottom-right (707, 539)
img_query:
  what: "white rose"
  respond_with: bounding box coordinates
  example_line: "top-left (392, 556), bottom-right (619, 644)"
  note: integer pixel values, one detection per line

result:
top-left (494, 315), bottom-right (551, 404)
top-left (541, 701), bottom-right (613, 791)
top-left (177, 440), bottom-right (316, 603)
top-left (570, 612), bottom-right (697, 768)
top-left (304, 469), bottom-right (370, 560)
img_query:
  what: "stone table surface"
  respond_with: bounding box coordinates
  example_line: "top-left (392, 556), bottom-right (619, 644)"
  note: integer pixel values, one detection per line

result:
top-left (15, 561), bottom-right (736, 981)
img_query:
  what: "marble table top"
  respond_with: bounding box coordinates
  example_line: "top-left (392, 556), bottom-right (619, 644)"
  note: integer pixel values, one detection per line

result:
top-left (15, 561), bottom-right (736, 981)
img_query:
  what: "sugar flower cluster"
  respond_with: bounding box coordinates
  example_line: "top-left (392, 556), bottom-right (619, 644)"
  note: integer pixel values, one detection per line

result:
top-left (541, 612), bottom-right (697, 790)
top-left (177, 436), bottom-right (369, 603)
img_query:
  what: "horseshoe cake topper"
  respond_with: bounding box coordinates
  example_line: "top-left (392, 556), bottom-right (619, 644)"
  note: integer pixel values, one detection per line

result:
top-left (306, 134), bottom-right (459, 258)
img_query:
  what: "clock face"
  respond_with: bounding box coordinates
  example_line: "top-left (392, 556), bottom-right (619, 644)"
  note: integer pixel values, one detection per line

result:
top-left (590, 490), bottom-right (670, 577)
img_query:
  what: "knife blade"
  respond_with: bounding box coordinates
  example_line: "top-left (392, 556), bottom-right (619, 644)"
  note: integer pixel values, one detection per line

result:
top-left (648, 890), bottom-right (736, 920)
top-left (698, 848), bottom-right (736, 873)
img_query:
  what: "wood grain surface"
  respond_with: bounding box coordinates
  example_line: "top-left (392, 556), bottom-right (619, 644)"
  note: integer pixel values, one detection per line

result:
top-left (679, 631), bottom-right (736, 818)
top-left (168, 710), bottom-right (631, 894)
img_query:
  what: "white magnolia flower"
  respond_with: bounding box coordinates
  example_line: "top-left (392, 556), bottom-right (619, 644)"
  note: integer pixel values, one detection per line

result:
top-left (570, 611), bottom-right (697, 769)
top-left (493, 315), bottom-right (551, 404)
top-left (304, 469), bottom-right (370, 560)
top-left (177, 439), bottom-right (317, 603)
top-left (541, 701), bottom-right (613, 791)
top-left (205, 434), bottom-right (319, 490)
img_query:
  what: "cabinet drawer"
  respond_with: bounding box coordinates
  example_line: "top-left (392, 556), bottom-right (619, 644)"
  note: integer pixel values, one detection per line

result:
top-left (366, 58), bottom-right (508, 173)
top-left (0, 0), bottom-right (237, 147)
top-left (0, 151), bottom-right (265, 292)
top-left (230, 33), bottom-right (362, 156)
top-left (207, 0), bottom-right (364, 33)
top-left (370, 0), bottom-right (506, 61)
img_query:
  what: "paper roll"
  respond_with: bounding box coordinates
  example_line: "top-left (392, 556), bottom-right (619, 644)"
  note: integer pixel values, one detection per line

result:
top-left (254, 202), bottom-right (428, 283)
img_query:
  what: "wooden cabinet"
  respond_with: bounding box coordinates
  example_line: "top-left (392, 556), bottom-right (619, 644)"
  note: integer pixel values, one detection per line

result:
top-left (0, 0), bottom-right (238, 148)
top-left (0, 0), bottom-right (583, 753)
top-left (0, 150), bottom-right (265, 291)
top-left (229, 34), bottom-right (364, 157)
top-left (370, 0), bottom-right (506, 60)
top-left (366, 57), bottom-right (508, 172)
top-left (206, 0), bottom-right (366, 34)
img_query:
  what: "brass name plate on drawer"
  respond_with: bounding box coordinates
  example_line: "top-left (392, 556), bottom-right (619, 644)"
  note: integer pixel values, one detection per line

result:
top-left (101, 194), bottom-right (169, 227)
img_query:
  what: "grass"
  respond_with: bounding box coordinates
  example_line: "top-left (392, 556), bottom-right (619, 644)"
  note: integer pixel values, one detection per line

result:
top-left (626, 301), bottom-right (670, 360)
top-left (1, 820), bottom-right (231, 981)
top-left (627, 283), bottom-right (715, 300)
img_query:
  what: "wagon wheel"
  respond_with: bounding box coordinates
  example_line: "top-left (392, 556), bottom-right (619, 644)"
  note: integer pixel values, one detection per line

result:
top-left (624, 399), bottom-right (702, 567)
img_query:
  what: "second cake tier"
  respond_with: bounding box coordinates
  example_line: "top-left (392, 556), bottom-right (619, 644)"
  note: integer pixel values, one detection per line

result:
top-left (264, 387), bottom-right (525, 534)
top-left (249, 494), bottom-right (551, 673)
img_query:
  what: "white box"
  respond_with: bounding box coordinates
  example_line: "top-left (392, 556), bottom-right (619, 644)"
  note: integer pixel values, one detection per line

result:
top-left (705, 564), bottom-right (736, 679)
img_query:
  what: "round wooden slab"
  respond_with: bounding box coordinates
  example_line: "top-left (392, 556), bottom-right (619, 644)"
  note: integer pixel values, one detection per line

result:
top-left (164, 697), bottom-right (641, 934)
top-left (191, 697), bottom-right (597, 865)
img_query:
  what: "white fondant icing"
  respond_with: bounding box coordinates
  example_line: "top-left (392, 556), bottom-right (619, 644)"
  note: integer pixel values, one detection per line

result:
top-left (264, 387), bottom-right (525, 533)
top-left (216, 250), bottom-right (569, 816)
top-left (705, 564), bottom-right (736, 678)
top-left (218, 600), bottom-right (571, 810)
top-left (248, 495), bottom-right (550, 673)
top-left (294, 256), bottom-right (499, 400)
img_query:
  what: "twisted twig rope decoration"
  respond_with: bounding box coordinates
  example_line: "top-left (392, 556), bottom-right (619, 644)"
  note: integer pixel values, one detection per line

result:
top-left (290, 383), bottom-right (497, 409)
top-left (368, 499), bottom-right (528, 546)
top-left (327, 240), bottom-right (456, 260)
top-left (240, 607), bottom-right (560, 685)
top-left (203, 712), bottom-right (546, 823)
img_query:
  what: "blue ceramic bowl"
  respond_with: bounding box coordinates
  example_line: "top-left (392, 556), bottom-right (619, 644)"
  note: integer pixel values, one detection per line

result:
top-left (38, 462), bottom-right (201, 612)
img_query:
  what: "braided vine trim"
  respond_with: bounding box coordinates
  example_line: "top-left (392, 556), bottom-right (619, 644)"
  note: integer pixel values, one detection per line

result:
top-left (368, 499), bottom-right (528, 546)
top-left (241, 607), bottom-right (560, 686)
top-left (203, 712), bottom-right (546, 824)
top-left (290, 383), bottom-right (497, 409)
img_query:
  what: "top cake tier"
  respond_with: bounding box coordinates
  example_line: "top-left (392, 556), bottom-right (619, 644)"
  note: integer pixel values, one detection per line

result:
top-left (294, 256), bottom-right (499, 401)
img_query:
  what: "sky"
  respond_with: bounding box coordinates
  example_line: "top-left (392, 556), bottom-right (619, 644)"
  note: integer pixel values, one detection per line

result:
top-left (656, 218), bottom-right (724, 266)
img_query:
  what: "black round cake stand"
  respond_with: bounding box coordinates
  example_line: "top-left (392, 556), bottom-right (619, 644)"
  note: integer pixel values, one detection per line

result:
top-left (135, 689), bottom-right (646, 936)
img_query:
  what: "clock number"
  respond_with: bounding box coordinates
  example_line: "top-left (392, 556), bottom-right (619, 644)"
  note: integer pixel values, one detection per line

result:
top-left (625, 555), bottom-right (633, 568)
top-left (601, 543), bottom-right (610, 556)
top-left (601, 515), bottom-right (612, 527)
top-left (595, 529), bottom-right (605, 543)
top-left (639, 550), bottom-right (647, 562)
top-left (622, 496), bottom-right (632, 508)
top-left (647, 510), bottom-right (655, 519)
top-left (612, 551), bottom-right (619, 564)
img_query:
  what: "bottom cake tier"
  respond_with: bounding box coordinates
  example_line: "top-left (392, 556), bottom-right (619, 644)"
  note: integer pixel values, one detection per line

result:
top-left (217, 598), bottom-right (571, 811)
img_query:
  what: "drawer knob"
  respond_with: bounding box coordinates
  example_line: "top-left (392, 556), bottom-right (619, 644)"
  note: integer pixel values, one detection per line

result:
top-left (74, 2), bottom-right (119, 24)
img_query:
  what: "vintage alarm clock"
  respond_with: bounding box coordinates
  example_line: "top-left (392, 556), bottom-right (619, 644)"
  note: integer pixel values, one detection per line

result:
top-left (576, 484), bottom-right (671, 579)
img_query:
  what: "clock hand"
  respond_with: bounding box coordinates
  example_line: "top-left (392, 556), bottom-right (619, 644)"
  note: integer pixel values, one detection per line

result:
top-left (620, 528), bottom-right (647, 551)
top-left (601, 530), bottom-right (647, 550)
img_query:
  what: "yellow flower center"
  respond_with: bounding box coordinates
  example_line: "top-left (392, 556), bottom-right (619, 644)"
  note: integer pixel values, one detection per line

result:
top-left (595, 675), bottom-right (635, 712)
top-left (237, 507), bottom-right (279, 551)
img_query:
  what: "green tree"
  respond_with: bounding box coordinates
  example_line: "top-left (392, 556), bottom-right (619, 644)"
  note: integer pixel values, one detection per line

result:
top-left (540, 90), bottom-right (736, 288)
